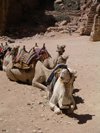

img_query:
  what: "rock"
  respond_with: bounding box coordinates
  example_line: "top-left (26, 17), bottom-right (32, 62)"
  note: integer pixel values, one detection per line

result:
top-left (67, 121), bottom-right (72, 124)
top-left (90, 4), bottom-right (100, 41)
top-left (2, 129), bottom-right (6, 132)
top-left (54, 0), bottom-right (62, 4)
top-left (41, 114), bottom-right (45, 117)
top-left (38, 127), bottom-right (41, 130)
top-left (0, 118), bottom-right (3, 121)
top-left (59, 20), bottom-right (67, 26)
top-left (32, 129), bottom-right (37, 133)
top-left (82, 1), bottom-right (99, 35)
top-left (8, 39), bottom-right (15, 43)
top-left (38, 131), bottom-right (43, 133)
top-left (16, 128), bottom-right (21, 131)
top-left (27, 103), bottom-right (31, 105)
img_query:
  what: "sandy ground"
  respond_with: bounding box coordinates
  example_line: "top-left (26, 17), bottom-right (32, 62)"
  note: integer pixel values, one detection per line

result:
top-left (0, 33), bottom-right (100, 133)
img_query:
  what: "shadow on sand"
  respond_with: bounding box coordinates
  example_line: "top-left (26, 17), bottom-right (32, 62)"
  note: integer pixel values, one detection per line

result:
top-left (62, 88), bottom-right (95, 124)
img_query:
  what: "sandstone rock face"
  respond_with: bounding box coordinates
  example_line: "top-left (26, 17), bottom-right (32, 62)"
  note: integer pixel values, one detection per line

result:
top-left (0, 0), bottom-right (39, 35)
top-left (80, 0), bottom-right (100, 35)
top-left (90, 4), bottom-right (100, 41)
top-left (0, 0), bottom-right (10, 35)
top-left (83, 2), bottom-right (99, 35)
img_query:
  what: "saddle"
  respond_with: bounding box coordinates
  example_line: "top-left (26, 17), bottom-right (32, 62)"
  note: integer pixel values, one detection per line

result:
top-left (13, 45), bottom-right (51, 70)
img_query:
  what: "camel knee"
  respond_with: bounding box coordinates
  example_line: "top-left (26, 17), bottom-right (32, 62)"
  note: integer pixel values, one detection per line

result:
top-left (49, 102), bottom-right (55, 110)
top-left (32, 80), bottom-right (37, 87)
top-left (49, 102), bottom-right (62, 115)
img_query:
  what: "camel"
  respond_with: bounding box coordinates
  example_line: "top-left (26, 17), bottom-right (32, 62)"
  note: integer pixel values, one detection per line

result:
top-left (2, 45), bottom-right (20, 71)
top-left (42, 44), bottom-right (66, 69)
top-left (49, 68), bottom-right (77, 115)
top-left (5, 55), bottom-right (68, 91)
top-left (0, 42), bottom-right (11, 69)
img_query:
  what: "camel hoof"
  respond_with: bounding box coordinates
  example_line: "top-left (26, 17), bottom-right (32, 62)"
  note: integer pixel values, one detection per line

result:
top-left (55, 108), bottom-right (62, 115)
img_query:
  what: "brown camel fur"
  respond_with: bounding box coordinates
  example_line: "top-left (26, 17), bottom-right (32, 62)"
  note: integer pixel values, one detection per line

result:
top-left (43, 45), bottom-right (66, 69)
top-left (5, 55), bottom-right (68, 91)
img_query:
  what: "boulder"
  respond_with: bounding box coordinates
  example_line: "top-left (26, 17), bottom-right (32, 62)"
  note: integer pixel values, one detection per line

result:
top-left (59, 20), bottom-right (67, 26)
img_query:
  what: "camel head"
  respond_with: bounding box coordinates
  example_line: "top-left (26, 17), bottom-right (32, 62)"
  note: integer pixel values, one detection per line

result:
top-left (42, 43), bottom-right (46, 50)
top-left (35, 43), bottom-right (38, 47)
top-left (1, 43), bottom-right (4, 48)
top-left (59, 68), bottom-right (71, 83)
top-left (5, 42), bottom-right (8, 46)
top-left (10, 45), bottom-right (20, 57)
top-left (68, 68), bottom-right (77, 84)
top-left (59, 67), bottom-right (77, 84)
top-left (57, 55), bottom-right (69, 65)
top-left (56, 45), bottom-right (66, 55)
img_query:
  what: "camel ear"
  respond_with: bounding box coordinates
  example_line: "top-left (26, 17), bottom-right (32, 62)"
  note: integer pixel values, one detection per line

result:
top-left (68, 68), bottom-right (77, 75)
top-left (62, 45), bottom-right (66, 49)
top-left (43, 43), bottom-right (46, 49)
top-left (57, 45), bottom-right (59, 49)
top-left (33, 47), bottom-right (36, 53)
top-left (35, 43), bottom-right (38, 47)
top-left (23, 45), bottom-right (26, 50)
top-left (5, 42), bottom-right (8, 46)
top-left (16, 45), bottom-right (20, 48)
top-left (1, 43), bottom-right (3, 47)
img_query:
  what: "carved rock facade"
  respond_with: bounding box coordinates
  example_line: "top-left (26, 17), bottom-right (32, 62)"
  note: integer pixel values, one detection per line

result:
top-left (90, 4), bottom-right (100, 41)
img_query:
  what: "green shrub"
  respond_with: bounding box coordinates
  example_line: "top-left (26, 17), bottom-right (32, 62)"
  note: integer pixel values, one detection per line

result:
top-left (54, 4), bottom-right (62, 11)
top-left (54, 0), bottom-right (82, 11)
top-left (55, 14), bottom-right (70, 22)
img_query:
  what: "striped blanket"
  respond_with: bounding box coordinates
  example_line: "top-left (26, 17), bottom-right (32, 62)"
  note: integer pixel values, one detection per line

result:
top-left (47, 64), bottom-right (68, 92)
top-left (14, 48), bottom-right (37, 65)
top-left (14, 46), bottom-right (51, 65)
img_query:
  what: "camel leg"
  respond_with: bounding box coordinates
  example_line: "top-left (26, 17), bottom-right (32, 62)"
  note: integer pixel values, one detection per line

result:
top-left (32, 79), bottom-right (47, 91)
top-left (67, 96), bottom-right (75, 114)
top-left (49, 95), bottom-right (62, 115)
top-left (5, 68), bottom-right (18, 81)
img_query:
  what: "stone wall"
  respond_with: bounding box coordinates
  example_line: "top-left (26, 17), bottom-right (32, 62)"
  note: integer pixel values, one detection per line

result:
top-left (0, 0), bottom-right (39, 36)
top-left (90, 4), bottom-right (100, 41)
top-left (83, 2), bottom-right (99, 35)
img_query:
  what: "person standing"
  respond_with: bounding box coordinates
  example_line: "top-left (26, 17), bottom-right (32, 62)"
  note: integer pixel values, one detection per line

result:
top-left (68, 27), bottom-right (72, 35)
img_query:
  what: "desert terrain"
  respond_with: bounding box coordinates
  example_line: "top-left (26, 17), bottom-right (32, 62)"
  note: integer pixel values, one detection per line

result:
top-left (0, 33), bottom-right (100, 133)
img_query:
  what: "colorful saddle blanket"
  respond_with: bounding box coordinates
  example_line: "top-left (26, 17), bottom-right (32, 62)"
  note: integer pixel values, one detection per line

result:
top-left (13, 46), bottom-right (51, 69)
top-left (0, 45), bottom-right (10, 59)
top-left (14, 48), bottom-right (37, 65)
top-left (0, 47), bottom-right (2, 52)
top-left (47, 64), bottom-right (68, 92)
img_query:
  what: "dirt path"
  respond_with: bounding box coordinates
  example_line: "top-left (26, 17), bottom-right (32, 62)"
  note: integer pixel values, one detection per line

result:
top-left (0, 34), bottom-right (100, 133)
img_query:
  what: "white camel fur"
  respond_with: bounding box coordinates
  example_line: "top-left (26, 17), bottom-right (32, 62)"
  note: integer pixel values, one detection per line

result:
top-left (49, 68), bottom-right (77, 115)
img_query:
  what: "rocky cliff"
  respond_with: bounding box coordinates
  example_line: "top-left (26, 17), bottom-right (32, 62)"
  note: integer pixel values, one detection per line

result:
top-left (0, 0), bottom-right (39, 35)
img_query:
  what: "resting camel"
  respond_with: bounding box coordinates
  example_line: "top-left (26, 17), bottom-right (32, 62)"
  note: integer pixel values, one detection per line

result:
top-left (3, 45), bottom-right (20, 71)
top-left (0, 42), bottom-right (11, 69)
top-left (5, 55), bottom-right (68, 91)
top-left (42, 44), bottom-right (66, 69)
top-left (49, 68), bottom-right (77, 115)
